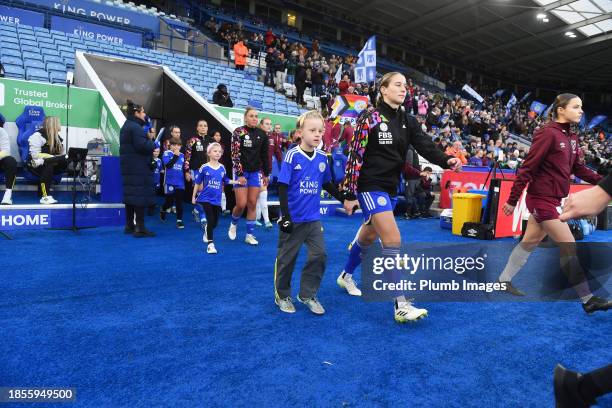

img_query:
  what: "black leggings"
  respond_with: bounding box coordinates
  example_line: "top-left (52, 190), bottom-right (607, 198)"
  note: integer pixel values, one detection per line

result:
top-left (162, 188), bottom-right (184, 220)
top-left (30, 156), bottom-right (67, 196)
top-left (200, 202), bottom-right (221, 242)
top-left (0, 156), bottom-right (17, 189)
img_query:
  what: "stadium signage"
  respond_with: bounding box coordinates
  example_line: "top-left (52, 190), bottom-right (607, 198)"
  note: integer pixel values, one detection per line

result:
top-left (0, 212), bottom-right (50, 229)
top-left (0, 5), bottom-right (45, 27)
top-left (51, 16), bottom-right (143, 46)
top-left (25, 0), bottom-right (160, 34)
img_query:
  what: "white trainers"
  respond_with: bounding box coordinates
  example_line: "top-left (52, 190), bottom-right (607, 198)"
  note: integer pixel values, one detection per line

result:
top-left (337, 271), bottom-right (362, 296)
top-left (228, 223), bottom-right (237, 240)
top-left (265, 221), bottom-right (274, 229)
top-left (275, 296), bottom-right (296, 313)
top-left (40, 195), bottom-right (58, 204)
top-left (297, 295), bottom-right (325, 315)
top-left (245, 234), bottom-right (259, 245)
top-left (1, 196), bottom-right (12, 205)
top-left (394, 300), bottom-right (428, 323)
top-left (207, 243), bottom-right (217, 254)
top-left (202, 231), bottom-right (208, 243)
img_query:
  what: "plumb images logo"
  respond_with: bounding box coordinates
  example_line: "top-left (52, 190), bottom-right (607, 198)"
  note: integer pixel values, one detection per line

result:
top-left (0, 83), bottom-right (5, 107)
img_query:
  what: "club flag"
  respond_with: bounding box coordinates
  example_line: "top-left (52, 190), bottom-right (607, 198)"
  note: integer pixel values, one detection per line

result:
top-left (354, 36), bottom-right (376, 84)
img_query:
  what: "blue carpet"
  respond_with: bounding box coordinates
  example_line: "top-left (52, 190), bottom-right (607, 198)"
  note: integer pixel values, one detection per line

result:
top-left (1, 214), bottom-right (611, 407)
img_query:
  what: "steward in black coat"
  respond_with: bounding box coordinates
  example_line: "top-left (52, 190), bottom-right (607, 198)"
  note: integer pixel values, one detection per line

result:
top-left (120, 115), bottom-right (156, 207)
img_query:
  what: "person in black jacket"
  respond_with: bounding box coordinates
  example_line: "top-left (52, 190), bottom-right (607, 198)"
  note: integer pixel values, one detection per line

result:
top-left (337, 72), bottom-right (462, 323)
top-left (228, 107), bottom-right (269, 245)
top-left (212, 84), bottom-right (233, 107)
top-left (120, 100), bottom-right (156, 238)
top-left (295, 63), bottom-right (307, 106)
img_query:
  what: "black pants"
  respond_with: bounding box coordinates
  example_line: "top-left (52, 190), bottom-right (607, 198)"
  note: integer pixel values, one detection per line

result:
top-left (200, 202), bottom-right (221, 242)
top-left (296, 84), bottom-right (305, 104)
top-left (403, 179), bottom-right (420, 215)
top-left (162, 187), bottom-right (184, 220)
top-left (417, 191), bottom-right (434, 212)
top-left (235, 65), bottom-right (245, 71)
top-left (224, 184), bottom-right (235, 212)
top-left (32, 156), bottom-right (67, 197)
top-left (0, 156), bottom-right (17, 189)
top-left (125, 205), bottom-right (145, 228)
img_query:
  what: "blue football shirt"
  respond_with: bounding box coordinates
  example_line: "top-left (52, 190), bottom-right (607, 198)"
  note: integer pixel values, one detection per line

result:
top-left (194, 163), bottom-right (229, 206)
top-left (278, 146), bottom-right (332, 223)
top-left (162, 150), bottom-right (185, 189)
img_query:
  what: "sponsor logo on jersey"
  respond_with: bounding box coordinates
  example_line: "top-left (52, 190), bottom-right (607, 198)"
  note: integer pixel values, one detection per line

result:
top-left (294, 164), bottom-right (302, 170)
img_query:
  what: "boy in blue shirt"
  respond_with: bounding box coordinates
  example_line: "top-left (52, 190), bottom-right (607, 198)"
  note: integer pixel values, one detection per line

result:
top-left (274, 111), bottom-right (345, 315)
top-left (192, 142), bottom-right (242, 254)
top-left (161, 136), bottom-right (186, 228)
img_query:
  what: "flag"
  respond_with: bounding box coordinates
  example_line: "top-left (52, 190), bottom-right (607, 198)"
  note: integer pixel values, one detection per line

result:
top-left (543, 103), bottom-right (553, 118)
top-left (579, 113), bottom-right (587, 130)
top-left (519, 92), bottom-right (531, 104)
top-left (505, 93), bottom-right (517, 117)
top-left (494, 89), bottom-right (505, 98)
top-left (334, 63), bottom-right (343, 84)
top-left (529, 101), bottom-right (547, 116)
top-left (330, 94), bottom-right (369, 125)
top-left (354, 36), bottom-right (376, 84)
top-left (462, 84), bottom-right (484, 103)
top-left (587, 115), bottom-right (607, 130)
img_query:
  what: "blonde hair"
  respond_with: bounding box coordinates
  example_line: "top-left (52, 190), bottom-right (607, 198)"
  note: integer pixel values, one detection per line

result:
top-left (376, 71), bottom-right (405, 108)
top-left (42, 116), bottom-right (63, 155)
top-left (244, 106), bottom-right (258, 118)
top-left (207, 142), bottom-right (223, 156)
top-left (295, 110), bottom-right (324, 129)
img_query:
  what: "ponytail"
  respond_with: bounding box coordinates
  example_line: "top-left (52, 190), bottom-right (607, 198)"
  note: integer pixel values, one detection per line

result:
top-left (376, 71), bottom-right (404, 108)
top-left (126, 99), bottom-right (143, 116)
top-left (548, 93), bottom-right (579, 122)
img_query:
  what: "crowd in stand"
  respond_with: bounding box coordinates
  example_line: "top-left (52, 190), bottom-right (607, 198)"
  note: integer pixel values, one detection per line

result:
top-left (199, 17), bottom-right (611, 179)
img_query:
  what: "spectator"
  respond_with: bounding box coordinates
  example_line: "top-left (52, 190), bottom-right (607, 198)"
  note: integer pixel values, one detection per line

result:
top-left (295, 63), bottom-right (307, 106)
top-left (264, 47), bottom-right (276, 87)
top-left (417, 94), bottom-right (428, 116)
top-left (28, 116), bottom-right (67, 205)
top-left (0, 113), bottom-right (17, 204)
top-left (416, 166), bottom-right (435, 218)
top-left (469, 149), bottom-right (484, 166)
top-left (338, 73), bottom-right (350, 95)
top-left (264, 27), bottom-right (275, 47)
top-left (120, 100), bottom-right (156, 237)
top-left (311, 67), bottom-right (324, 97)
top-left (445, 141), bottom-right (468, 165)
top-left (233, 38), bottom-right (249, 70)
top-left (212, 84), bottom-right (234, 107)
top-left (274, 52), bottom-right (287, 92)
top-left (286, 52), bottom-right (297, 84)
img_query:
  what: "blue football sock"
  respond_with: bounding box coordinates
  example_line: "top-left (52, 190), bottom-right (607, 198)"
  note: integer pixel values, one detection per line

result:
top-left (246, 220), bottom-right (255, 235)
top-left (231, 215), bottom-right (240, 225)
top-left (344, 241), bottom-right (370, 275)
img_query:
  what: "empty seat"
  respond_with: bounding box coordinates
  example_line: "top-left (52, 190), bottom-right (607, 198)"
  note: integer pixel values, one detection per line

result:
top-left (26, 67), bottom-right (49, 81)
top-left (24, 60), bottom-right (46, 70)
top-left (46, 62), bottom-right (66, 72)
top-left (1, 49), bottom-right (22, 58)
top-left (20, 45), bottom-right (40, 54)
top-left (2, 64), bottom-right (25, 78)
top-left (1, 56), bottom-right (23, 66)
top-left (44, 55), bottom-right (64, 64)
top-left (22, 51), bottom-right (43, 61)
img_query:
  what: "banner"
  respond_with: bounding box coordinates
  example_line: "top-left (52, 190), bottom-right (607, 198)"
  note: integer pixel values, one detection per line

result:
top-left (493, 89), bottom-right (505, 98)
top-left (215, 106), bottom-right (297, 133)
top-left (0, 5), bottom-right (44, 27)
top-left (505, 93), bottom-right (517, 117)
top-left (588, 115), bottom-right (607, 130)
top-left (51, 15), bottom-right (142, 46)
top-left (329, 94), bottom-right (369, 126)
top-left (0, 78), bottom-right (100, 128)
top-left (462, 84), bottom-right (484, 103)
top-left (519, 92), bottom-right (531, 104)
top-left (99, 95), bottom-right (121, 156)
top-left (334, 63), bottom-right (343, 84)
top-left (529, 101), bottom-right (547, 116)
top-left (439, 169), bottom-right (517, 209)
top-left (494, 180), bottom-right (592, 238)
top-left (25, 0), bottom-right (159, 34)
top-left (354, 36), bottom-right (376, 84)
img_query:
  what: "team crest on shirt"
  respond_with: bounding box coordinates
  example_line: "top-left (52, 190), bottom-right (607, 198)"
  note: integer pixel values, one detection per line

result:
top-left (319, 162), bottom-right (326, 172)
top-left (559, 142), bottom-right (566, 149)
top-left (379, 123), bottom-right (388, 131)
top-left (377, 196), bottom-right (387, 206)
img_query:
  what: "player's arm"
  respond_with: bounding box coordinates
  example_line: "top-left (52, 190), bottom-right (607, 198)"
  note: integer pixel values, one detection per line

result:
top-left (231, 127), bottom-right (244, 177)
top-left (572, 149), bottom-right (603, 185)
top-left (507, 128), bottom-right (553, 206)
top-left (341, 112), bottom-right (369, 201)
top-left (406, 114), bottom-right (454, 168)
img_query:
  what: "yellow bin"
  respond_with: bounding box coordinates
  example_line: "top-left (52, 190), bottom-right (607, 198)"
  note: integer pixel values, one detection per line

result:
top-left (452, 193), bottom-right (486, 235)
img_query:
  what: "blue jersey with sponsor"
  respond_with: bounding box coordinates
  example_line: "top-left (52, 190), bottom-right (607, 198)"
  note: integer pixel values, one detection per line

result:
top-left (194, 163), bottom-right (230, 206)
top-left (278, 146), bottom-right (331, 223)
top-left (162, 150), bottom-right (185, 189)
top-left (152, 157), bottom-right (162, 187)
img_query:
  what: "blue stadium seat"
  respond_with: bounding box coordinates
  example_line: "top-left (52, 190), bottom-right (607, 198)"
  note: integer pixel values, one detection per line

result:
top-left (57, 45), bottom-right (75, 53)
top-left (2, 36), bottom-right (19, 45)
top-left (1, 49), bottom-right (22, 58)
top-left (26, 68), bottom-right (49, 82)
top-left (64, 57), bottom-right (75, 67)
top-left (20, 45), bottom-right (40, 54)
top-left (2, 64), bottom-right (25, 79)
top-left (20, 39), bottom-right (38, 47)
top-left (43, 55), bottom-right (64, 64)
top-left (37, 37), bottom-right (55, 45)
top-left (60, 50), bottom-right (74, 59)
top-left (22, 51), bottom-right (43, 61)
top-left (1, 56), bottom-right (23, 66)
top-left (49, 71), bottom-right (67, 84)
top-left (46, 62), bottom-right (66, 72)
top-left (24, 60), bottom-right (46, 70)
top-left (41, 48), bottom-right (61, 57)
